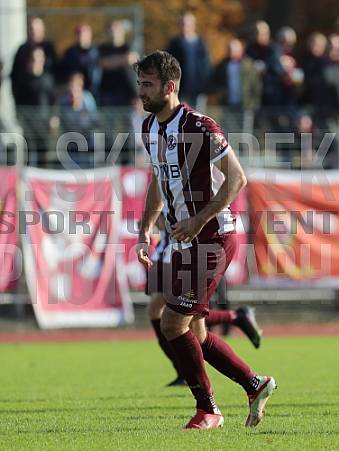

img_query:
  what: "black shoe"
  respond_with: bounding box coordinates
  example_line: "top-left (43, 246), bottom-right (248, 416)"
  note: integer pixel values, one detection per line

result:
top-left (234, 307), bottom-right (262, 349)
top-left (166, 376), bottom-right (187, 387)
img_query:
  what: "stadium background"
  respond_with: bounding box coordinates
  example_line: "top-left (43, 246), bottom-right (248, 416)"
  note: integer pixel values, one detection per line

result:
top-left (0, 1), bottom-right (338, 449)
top-left (0, 0), bottom-right (339, 328)
top-left (25, 0), bottom-right (339, 59)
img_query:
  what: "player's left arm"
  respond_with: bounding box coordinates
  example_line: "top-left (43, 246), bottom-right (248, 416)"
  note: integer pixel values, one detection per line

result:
top-left (198, 146), bottom-right (247, 222)
top-left (171, 147), bottom-right (246, 243)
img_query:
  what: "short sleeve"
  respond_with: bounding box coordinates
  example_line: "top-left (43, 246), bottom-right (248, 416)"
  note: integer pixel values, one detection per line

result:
top-left (191, 114), bottom-right (229, 163)
top-left (203, 117), bottom-right (229, 163)
top-left (209, 131), bottom-right (229, 163)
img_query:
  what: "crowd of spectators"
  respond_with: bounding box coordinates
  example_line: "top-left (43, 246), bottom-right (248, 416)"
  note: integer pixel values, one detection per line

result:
top-left (2, 14), bottom-right (339, 167)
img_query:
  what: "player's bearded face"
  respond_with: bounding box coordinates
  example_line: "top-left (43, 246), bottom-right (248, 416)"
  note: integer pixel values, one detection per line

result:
top-left (141, 86), bottom-right (166, 114)
top-left (142, 90), bottom-right (167, 113)
top-left (138, 71), bottom-right (168, 113)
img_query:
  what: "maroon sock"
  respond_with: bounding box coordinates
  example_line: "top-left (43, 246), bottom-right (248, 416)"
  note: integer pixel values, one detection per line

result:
top-left (169, 330), bottom-right (218, 413)
top-left (206, 309), bottom-right (237, 327)
top-left (201, 331), bottom-right (257, 394)
top-left (151, 319), bottom-right (183, 378)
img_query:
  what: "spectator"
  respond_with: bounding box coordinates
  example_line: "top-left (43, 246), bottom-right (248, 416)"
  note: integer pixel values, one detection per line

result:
top-left (58, 72), bottom-right (98, 168)
top-left (209, 38), bottom-right (262, 111)
top-left (11, 16), bottom-right (57, 104)
top-left (99, 20), bottom-right (138, 106)
top-left (279, 110), bottom-right (336, 168)
top-left (15, 46), bottom-right (54, 107)
top-left (276, 26), bottom-right (297, 57)
top-left (246, 21), bottom-right (283, 107)
top-left (294, 113), bottom-right (337, 168)
top-left (275, 27), bottom-right (304, 128)
top-left (301, 33), bottom-right (337, 125)
top-left (60, 24), bottom-right (100, 97)
top-left (324, 34), bottom-right (339, 106)
top-left (14, 46), bottom-right (55, 167)
top-left (166, 12), bottom-right (211, 107)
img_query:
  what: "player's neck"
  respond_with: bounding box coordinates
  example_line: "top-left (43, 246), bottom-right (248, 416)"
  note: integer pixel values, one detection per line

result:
top-left (156, 98), bottom-right (181, 123)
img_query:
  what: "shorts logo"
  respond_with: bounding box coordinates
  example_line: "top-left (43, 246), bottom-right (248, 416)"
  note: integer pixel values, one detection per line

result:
top-left (178, 290), bottom-right (197, 308)
top-left (167, 135), bottom-right (177, 150)
top-left (179, 301), bottom-right (193, 308)
top-left (183, 290), bottom-right (195, 299)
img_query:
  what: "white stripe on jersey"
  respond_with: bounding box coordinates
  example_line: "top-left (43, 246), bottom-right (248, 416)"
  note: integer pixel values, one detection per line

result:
top-left (151, 229), bottom-right (169, 262)
top-left (151, 228), bottom-right (173, 264)
top-left (167, 108), bottom-right (191, 224)
top-left (149, 108), bottom-right (190, 228)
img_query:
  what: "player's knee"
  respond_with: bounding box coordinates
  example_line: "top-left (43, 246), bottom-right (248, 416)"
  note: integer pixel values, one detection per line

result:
top-left (160, 311), bottom-right (187, 341)
top-left (160, 316), bottom-right (175, 339)
top-left (190, 318), bottom-right (207, 344)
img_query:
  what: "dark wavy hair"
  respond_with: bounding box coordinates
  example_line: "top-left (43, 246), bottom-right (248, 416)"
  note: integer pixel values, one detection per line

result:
top-left (134, 50), bottom-right (181, 93)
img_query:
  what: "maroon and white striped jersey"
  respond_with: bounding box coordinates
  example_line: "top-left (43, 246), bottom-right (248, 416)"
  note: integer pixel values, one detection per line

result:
top-left (142, 103), bottom-right (235, 241)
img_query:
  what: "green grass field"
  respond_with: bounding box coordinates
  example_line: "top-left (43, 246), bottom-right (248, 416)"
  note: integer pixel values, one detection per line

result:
top-left (0, 336), bottom-right (338, 450)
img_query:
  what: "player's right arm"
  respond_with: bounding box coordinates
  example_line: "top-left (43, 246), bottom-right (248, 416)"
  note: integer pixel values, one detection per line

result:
top-left (136, 173), bottom-right (164, 268)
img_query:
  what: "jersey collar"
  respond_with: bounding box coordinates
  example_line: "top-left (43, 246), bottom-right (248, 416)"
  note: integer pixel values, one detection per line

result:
top-left (157, 103), bottom-right (184, 127)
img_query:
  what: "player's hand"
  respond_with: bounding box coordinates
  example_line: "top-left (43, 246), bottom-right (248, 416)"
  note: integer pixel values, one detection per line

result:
top-left (171, 216), bottom-right (204, 243)
top-left (136, 231), bottom-right (153, 269)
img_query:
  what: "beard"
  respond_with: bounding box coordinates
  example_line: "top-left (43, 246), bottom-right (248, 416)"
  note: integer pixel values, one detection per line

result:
top-left (141, 96), bottom-right (167, 114)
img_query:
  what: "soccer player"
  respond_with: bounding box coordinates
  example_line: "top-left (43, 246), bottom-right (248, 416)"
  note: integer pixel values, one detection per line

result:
top-left (135, 51), bottom-right (276, 429)
top-left (147, 212), bottom-right (262, 387)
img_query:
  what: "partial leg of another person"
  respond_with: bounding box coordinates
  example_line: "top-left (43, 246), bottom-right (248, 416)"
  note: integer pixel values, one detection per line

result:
top-left (147, 260), bottom-right (185, 386)
top-left (206, 276), bottom-right (263, 348)
top-left (149, 293), bottom-right (186, 386)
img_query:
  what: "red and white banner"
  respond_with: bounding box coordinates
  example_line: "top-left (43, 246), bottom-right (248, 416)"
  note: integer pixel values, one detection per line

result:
top-left (21, 167), bottom-right (133, 329)
top-left (0, 167), bottom-right (19, 292)
top-left (247, 169), bottom-right (339, 286)
top-left (120, 167), bottom-right (152, 290)
top-left (226, 188), bottom-right (248, 285)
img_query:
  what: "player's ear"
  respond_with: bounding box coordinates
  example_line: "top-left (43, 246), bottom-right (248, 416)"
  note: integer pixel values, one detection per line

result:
top-left (166, 80), bottom-right (176, 95)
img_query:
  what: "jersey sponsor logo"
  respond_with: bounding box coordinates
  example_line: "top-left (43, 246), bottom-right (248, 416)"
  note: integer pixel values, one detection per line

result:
top-left (167, 135), bottom-right (177, 150)
top-left (152, 163), bottom-right (181, 180)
